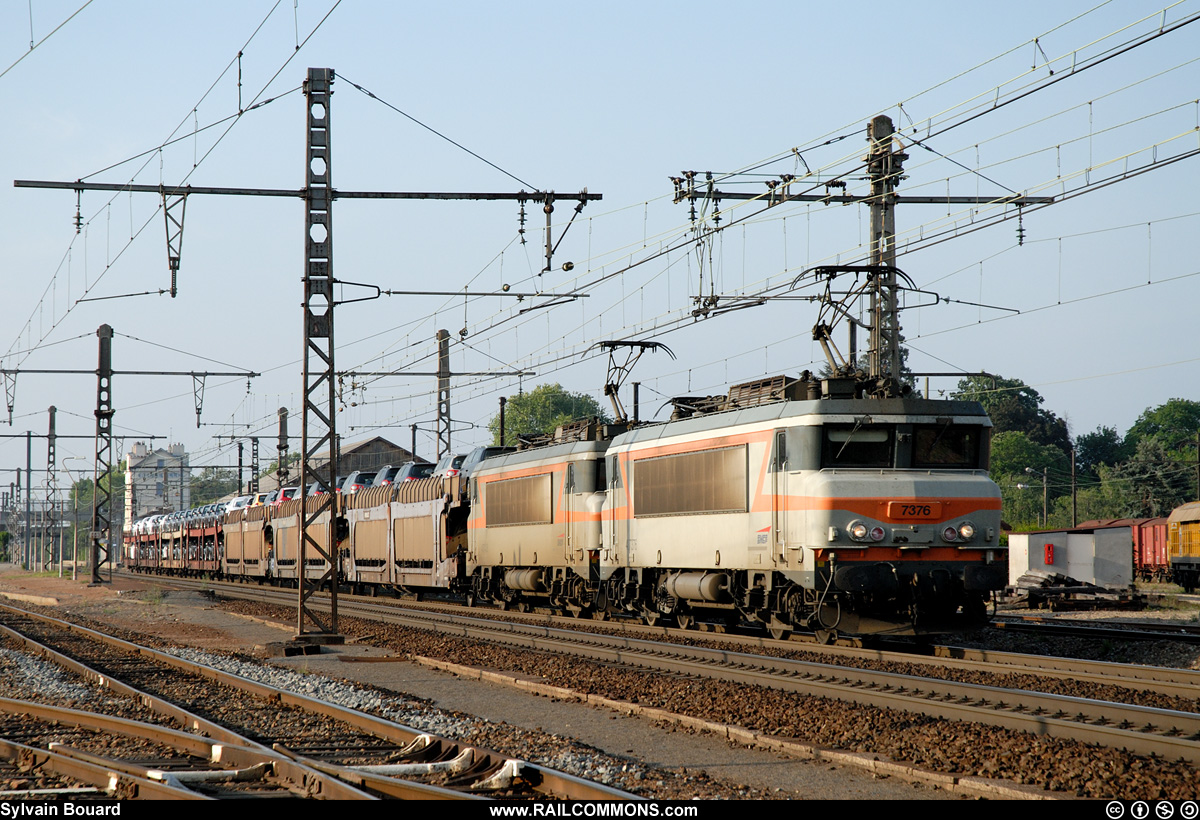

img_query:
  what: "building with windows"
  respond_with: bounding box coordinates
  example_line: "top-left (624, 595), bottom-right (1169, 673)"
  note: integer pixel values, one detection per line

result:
top-left (124, 442), bottom-right (189, 530)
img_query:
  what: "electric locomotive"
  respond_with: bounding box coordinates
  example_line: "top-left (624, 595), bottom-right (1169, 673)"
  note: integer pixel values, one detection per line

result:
top-left (466, 374), bottom-right (1006, 639)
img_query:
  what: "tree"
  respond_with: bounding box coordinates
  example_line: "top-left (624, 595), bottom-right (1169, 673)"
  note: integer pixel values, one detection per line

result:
top-left (988, 431), bottom-right (1070, 528)
top-left (69, 465), bottom-right (125, 517)
top-left (955, 374), bottom-right (1071, 459)
top-left (259, 451), bottom-right (301, 481)
top-left (1109, 437), bottom-right (1193, 518)
top-left (1125, 398), bottom-right (1200, 454)
top-left (1068, 464), bottom-right (1139, 523)
top-left (1075, 425), bottom-right (1131, 479)
top-left (488, 384), bottom-right (610, 446)
top-left (190, 467), bottom-right (240, 506)
top-left (64, 468), bottom-right (124, 554)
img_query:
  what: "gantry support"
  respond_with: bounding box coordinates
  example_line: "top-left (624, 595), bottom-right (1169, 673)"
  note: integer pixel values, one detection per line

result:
top-left (866, 115), bottom-right (903, 383)
top-left (436, 330), bottom-right (451, 458)
top-left (276, 407), bottom-right (289, 490)
top-left (91, 325), bottom-right (113, 585)
top-left (297, 67), bottom-right (341, 640)
top-left (44, 405), bottom-right (56, 571)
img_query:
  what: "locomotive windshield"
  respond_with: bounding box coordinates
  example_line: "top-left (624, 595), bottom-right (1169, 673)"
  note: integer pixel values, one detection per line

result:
top-left (822, 425), bottom-right (892, 468)
top-left (819, 422), bottom-right (987, 469)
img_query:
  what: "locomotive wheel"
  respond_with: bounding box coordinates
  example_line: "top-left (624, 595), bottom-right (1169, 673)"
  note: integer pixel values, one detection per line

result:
top-left (591, 584), bottom-right (610, 620)
top-left (565, 579), bottom-right (589, 618)
top-left (814, 628), bottom-right (837, 645)
top-left (767, 623), bottom-right (791, 641)
top-left (675, 612), bottom-right (694, 630)
top-left (640, 607), bottom-right (661, 627)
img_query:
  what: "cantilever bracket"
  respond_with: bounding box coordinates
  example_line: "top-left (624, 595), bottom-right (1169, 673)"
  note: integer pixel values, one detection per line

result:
top-left (3, 371), bottom-right (14, 425)
top-left (161, 189), bottom-right (187, 298)
top-left (193, 374), bottom-right (205, 428)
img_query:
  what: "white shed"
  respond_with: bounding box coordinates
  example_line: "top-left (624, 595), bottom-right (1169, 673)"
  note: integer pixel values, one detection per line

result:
top-left (1008, 527), bottom-right (1132, 590)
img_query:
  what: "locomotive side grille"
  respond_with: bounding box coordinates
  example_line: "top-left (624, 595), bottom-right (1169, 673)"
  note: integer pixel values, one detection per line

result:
top-left (485, 473), bottom-right (554, 527)
top-left (633, 445), bottom-right (748, 517)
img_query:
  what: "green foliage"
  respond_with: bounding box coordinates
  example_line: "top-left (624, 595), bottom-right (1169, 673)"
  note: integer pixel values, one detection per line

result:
top-left (969, 383), bottom-right (1198, 527)
top-left (190, 467), bottom-right (239, 506)
top-left (258, 452), bottom-right (300, 481)
top-left (1068, 464), bottom-right (1139, 522)
top-left (488, 383), bottom-right (610, 446)
top-left (955, 374), bottom-right (1070, 459)
top-left (989, 432), bottom-right (1071, 528)
top-left (1109, 437), bottom-right (1193, 518)
top-left (1075, 425), bottom-right (1131, 478)
top-left (69, 465), bottom-right (125, 515)
top-left (1125, 398), bottom-right (1200, 454)
top-left (989, 431), bottom-right (1062, 480)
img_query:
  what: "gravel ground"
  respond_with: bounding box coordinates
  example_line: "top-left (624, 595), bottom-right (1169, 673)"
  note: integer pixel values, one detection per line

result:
top-left (3, 567), bottom-right (1199, 799)
top-left (321, 610), bottom-right (1200, 799)
top-left (0, 576), bottom-right (839, 799)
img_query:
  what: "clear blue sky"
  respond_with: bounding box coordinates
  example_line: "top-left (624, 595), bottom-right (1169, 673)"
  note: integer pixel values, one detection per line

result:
top-left (3, 1), bottom-right (1198, 487)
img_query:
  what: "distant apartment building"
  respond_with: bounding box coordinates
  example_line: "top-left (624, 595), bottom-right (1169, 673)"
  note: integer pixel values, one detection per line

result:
top-left (124, 442), bottom-right (189, 530)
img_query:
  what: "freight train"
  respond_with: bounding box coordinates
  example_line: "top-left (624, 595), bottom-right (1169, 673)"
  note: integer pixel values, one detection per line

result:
top-left (1169, 502), bottom-right (1200, 592)
top-left (123, 374), bottom-right (1008, 640)
top-left (1020, 512), bottom-right (1200, 592)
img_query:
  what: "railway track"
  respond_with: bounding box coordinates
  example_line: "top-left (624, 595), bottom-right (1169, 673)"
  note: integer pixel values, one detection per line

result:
top-left (0, 699), bottom-right (294, 799)
top-left (991, 613), bottom-right (1200, 644)
top-left (143, 572), bottom-right (1200, 703)
top-left (125, 574), bottom-right (1200, 765)
top-left (0, 602), bottom-right (637, 801)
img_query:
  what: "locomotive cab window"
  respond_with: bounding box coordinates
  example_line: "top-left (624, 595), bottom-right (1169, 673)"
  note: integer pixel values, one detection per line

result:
top-left (912, 424), bottom-right (982, 469)
top-left (822, 425), bottom-right (892, 468)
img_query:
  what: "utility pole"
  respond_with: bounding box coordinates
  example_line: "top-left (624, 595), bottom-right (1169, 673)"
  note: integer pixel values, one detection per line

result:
top-left (1042, 466), bottom-right (1048, 529)
top-left (867, 115), bottom-right (904, 382)
top-left (44, 406), bottom-right (56, 571)
top-left (24, 432), bottom-right (31, 570)
top-left (436, 330), bottom-right (451, 458)
top-left (91, 324), bottom-right (113, 584)
top-left (1071, 446), bottom-right (1077, 528)
top-left (298, 67), bottom-right (340, 640)
top-left (342, 328), bottom-right (532, 457)
top-left (669, 118), bottom-right (1053, 388)
top-left (249, 437), bottom-right (259, 494)
top-left (0, 330), bottom-right (253, 582)
top-left (276, 407), bottom-right (289, 490)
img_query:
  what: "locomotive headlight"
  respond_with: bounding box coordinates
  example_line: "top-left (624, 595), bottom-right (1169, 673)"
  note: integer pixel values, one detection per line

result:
top-left (942, 526), bottom-right (959, 543)
top-left (958, 521), bottom-right (977, 542)
top-left (849, 521), bottom-right (869, 541)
